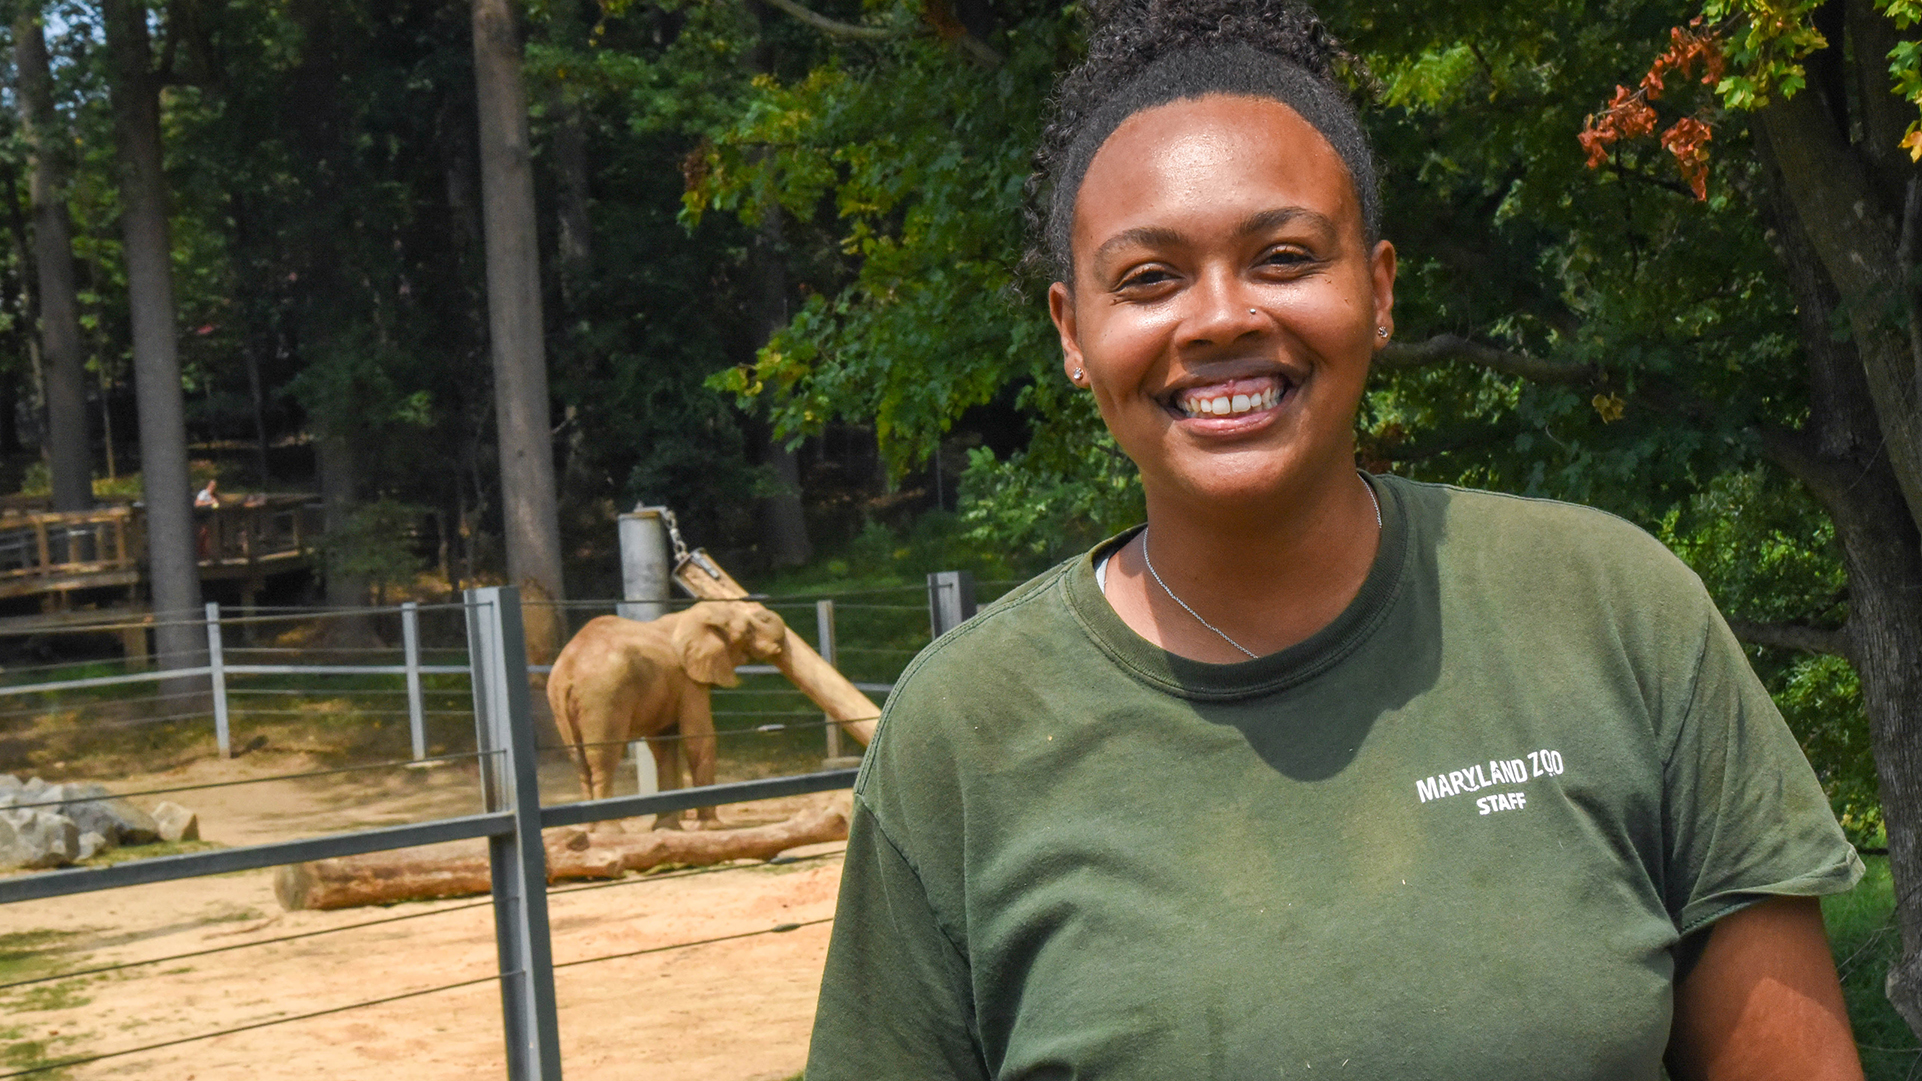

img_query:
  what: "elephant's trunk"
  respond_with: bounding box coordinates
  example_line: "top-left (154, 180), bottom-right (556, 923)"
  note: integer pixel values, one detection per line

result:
top-left (771, 626), bottom-right (878, 746)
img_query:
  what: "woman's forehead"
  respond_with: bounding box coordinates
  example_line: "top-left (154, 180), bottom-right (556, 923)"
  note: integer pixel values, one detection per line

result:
top-left (1072, 94), bottom-right (1362, 252)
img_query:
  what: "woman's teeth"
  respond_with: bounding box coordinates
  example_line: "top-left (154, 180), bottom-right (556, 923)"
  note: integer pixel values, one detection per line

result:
top-left (1179, 386), bottom-right (1280, 418)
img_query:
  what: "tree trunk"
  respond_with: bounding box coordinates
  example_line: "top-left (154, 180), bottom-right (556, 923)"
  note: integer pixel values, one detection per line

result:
top-left (1756, 120), bottom-right (1922, 1035)
top-left (103, 0), bottom-right (202, 668)
top-left (743, 7), bottom-right (811, 568)
top-left (547, 0), bottom-right (593, 298)
top-left (315, 429), bottom-right (378, 649)
top-left (472, 0), bottom-right (566, 665)
top-left (16, 6), bottom-right (93, 512)
top-left (1757, 89), bottom-right (1922, 539)
top-left (749, 191), bottom-right (810, 567)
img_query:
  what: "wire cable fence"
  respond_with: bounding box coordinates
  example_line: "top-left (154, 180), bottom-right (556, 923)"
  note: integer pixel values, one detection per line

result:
top-left (0, 846), bottom-right (848, 1002)
top-left (0, 584), bottom-right (888, 1081)
top-left (0, 911), bottom-right (845, 1080)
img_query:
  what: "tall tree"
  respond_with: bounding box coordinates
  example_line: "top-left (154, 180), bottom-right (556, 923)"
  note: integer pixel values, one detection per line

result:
top-left (745, 0), bottom-right (810, 568)
top-left (102, 0), bottom-right (201, 665)
top-left (15, 3), bottom-right (94, 511)
top-left (472, 0), bottom-right (565, 661)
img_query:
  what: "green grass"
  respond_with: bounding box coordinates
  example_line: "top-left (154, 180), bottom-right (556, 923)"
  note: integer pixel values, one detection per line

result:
top-left (0, 1029), bottom-right (75, 1080)
top-left (6, 979), bottom-right (91, 1012)
top-left (1827, 857), bottom-right (1921, 1079)
top-left (0, 931), bottom-right (89, 1081)
top-left (0, 930), bottom-right (88, 987)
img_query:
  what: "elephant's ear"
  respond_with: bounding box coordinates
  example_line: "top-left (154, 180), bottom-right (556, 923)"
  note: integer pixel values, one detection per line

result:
top-left (675, 616), bottom-right (741, 688)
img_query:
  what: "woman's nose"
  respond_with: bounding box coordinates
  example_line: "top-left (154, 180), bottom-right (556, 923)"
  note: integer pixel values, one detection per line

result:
top-left (1184, 271), bottom-right (1264, 346)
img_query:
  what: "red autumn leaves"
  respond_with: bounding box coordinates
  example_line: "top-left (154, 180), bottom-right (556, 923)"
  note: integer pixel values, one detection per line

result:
top-left (1579, 19), bottom-right (1726, 199)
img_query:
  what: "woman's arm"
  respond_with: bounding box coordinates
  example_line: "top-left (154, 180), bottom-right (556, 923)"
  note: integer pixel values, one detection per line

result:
top-left (1666, 895), bottom-right (1861, 1081)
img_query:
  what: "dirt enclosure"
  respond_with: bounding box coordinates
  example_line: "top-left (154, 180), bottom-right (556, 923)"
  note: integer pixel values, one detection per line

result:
top-left (2, 751), bottom-right (847, 1080)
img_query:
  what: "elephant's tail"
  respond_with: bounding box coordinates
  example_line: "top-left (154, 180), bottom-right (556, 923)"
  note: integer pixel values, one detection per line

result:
top-left (554, 680), bottom-right (597, 795)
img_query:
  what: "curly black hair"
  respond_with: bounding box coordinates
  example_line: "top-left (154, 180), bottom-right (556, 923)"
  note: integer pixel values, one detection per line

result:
top-left (1031, 0), bottom-right (1378, 280)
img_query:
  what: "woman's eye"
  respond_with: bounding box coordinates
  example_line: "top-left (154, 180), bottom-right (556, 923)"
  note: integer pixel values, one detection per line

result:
top-left (1261, 248), bottom-right (1317, 269)
top-left (1115, 267), bottom-right (1175, 290)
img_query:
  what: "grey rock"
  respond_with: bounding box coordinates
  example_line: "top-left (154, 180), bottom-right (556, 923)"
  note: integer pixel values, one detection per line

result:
top-left (0, 773), bottom-right (19, 795)
top-left (77, 830), bottom-right (112, 860)
top-left (0, 808), bottom-right (79, 869)
top-left (151, 801), bottom-right (199, 843)
top-left (21, 776), bottom-right (48, 798)
top-left (47, 783), bottom-right (159, 845)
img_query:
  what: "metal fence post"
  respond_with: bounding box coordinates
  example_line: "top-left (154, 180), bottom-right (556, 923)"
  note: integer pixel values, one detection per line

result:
top-left (617, 507), bottom-right (670, 622)
top-left (816, 599), bottom-right (842, 760)
top-left (402, 601), bottom-right (426, 760)
top-left (206, 602), bottom-right (230, 759)
top-left (927, 571), bottom-right (977, 638)
top-left (466, 585), bottom-right (563, 1081)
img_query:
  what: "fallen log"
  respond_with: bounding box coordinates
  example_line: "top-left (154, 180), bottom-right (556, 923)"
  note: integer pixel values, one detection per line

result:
top-left (273, 809), bottom-right (849, 910)
top-left (587, 804), bottom-right (848, 872)
top-left (274, 828), bottom-right (622, 911)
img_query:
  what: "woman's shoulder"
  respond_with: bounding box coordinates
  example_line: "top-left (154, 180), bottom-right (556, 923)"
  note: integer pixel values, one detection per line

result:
top-left (1384, 475), bottom-right (1716, 628)
top-left (1391, 475), bottom-right (1693, 568)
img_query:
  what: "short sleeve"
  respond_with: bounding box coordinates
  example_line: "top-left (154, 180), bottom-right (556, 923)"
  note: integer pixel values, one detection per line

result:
top-left (1662, 610), bottom-right (1864, 935)
top-left (807, 795), bottom-right (989, 1081)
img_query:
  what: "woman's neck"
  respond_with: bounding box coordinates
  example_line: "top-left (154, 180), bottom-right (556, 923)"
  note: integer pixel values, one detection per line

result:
top-left (1102, 467), bottom-right (1382, 662)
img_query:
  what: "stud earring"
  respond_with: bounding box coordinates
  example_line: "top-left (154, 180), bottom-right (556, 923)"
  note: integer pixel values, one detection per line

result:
top-left (1377, 327), bottom-right (1389, 339)
top-left (1072, 367), bottom-right (1084, 382)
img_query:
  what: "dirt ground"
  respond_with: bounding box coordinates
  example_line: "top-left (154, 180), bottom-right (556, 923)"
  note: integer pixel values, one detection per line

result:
top-left (1, 751), bottom-right (848, 1081)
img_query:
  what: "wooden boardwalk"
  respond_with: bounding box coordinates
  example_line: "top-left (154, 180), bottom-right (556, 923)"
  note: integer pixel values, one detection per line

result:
top-left (0, 495), bottom-right (322, 654)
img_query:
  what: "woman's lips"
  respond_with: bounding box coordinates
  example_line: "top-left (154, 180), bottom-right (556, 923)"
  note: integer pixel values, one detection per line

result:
top-left (1168, 374), bottom-right (1290, 419)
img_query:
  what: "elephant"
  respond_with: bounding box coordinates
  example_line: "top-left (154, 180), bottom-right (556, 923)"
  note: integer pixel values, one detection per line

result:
top-left (547, 601), bottom-right (788, 829)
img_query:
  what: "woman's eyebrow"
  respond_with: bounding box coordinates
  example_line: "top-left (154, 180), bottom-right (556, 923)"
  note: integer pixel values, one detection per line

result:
top-left (1236, 206), bottom-right (1336, 240)
top-left (1091, 225), bottom-right (1187, 270)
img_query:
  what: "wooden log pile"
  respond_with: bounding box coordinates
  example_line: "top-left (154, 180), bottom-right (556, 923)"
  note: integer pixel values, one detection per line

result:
top-left (275, 806), bottom-right (848, 911)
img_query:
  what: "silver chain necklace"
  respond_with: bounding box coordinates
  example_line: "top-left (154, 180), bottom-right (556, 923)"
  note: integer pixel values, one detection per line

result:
top-left (1140, 475), bottom-right (1382, 660)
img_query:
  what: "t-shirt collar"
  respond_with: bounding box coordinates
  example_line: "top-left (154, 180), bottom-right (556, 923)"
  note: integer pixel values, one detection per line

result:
top-left (1062, 472), bottom-right (1412, 700)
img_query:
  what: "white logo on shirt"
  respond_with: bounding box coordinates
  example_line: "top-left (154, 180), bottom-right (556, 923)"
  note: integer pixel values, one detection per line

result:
top-left (1415, 749), bottom-right (1564, 815)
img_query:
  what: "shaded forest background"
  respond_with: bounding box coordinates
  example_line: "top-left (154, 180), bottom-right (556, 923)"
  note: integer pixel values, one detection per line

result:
top-left (0, 0), bottom-right (1919, 1038)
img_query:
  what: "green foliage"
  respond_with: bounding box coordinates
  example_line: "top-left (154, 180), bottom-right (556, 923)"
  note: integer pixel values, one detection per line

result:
top-left (958, 388), bottom-right (1145, 565)
top-left (316, 498), bottom-right (428, 593)
top-left (691, 2), bottom-right (1074, 475)
top-left (1699, 0), bottom-right (1827, 108)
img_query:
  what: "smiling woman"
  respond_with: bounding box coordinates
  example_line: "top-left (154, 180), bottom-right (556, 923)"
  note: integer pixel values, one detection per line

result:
top-left (805, 2), bottom-right (1868, 1079)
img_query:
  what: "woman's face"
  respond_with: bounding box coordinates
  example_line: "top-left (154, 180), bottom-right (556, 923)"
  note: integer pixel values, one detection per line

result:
top-left (1049, 94), bottom-right (1395, 512)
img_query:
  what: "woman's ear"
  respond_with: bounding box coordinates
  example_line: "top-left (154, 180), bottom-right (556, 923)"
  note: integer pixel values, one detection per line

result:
top-left (1370, 239), bottom-right (1397, 347)
top-left (673, 609), bottom-right (741, 688)
top-left (1050, 281), bottom-right (1086, 385)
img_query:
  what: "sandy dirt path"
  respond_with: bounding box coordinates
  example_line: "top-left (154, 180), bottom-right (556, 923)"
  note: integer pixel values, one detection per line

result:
top-left (1, 750), bottom-right (849, 1081)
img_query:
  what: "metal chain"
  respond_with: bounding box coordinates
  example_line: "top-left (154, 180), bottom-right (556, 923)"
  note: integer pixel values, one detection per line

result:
top-left (660, 506), bottom-right (691, 564)
top-left (1140, 474), bottom-right (1383, 661)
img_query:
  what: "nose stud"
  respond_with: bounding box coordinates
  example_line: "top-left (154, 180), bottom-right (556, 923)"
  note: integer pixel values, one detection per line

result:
top-left (1249, 308), bottom-right (1257, 315)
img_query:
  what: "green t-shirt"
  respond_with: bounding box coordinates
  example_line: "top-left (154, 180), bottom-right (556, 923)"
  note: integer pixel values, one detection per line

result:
top-left (808, 476), bottom-right (1862, 1080)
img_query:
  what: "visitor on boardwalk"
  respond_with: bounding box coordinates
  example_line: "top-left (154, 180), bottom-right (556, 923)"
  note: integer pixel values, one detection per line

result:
top-left (805, 2), bottom-right (1865, 1078)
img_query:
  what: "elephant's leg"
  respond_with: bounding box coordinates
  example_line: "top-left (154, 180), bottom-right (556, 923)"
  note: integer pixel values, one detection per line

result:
top-left (579, 736), bottom-right (625, 830)
top-left (649, 731), bottom-right (686, 831)
top-left (681, 690), bottom-right (721, 829)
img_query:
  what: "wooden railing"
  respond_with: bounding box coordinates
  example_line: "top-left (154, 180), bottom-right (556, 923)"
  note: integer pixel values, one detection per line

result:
top-left (0, 495), bottom-right (320, 598)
